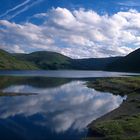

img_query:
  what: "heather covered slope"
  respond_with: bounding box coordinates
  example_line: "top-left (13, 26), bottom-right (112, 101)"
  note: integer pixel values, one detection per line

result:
top-left (0, 49), bottom-right (38, 70)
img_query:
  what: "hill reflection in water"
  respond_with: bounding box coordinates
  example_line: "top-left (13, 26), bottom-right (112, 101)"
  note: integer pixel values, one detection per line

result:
top-left (0, 76), bottom-right (125, 140)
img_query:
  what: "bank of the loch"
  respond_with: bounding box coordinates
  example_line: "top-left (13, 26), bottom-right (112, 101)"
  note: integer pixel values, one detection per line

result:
top-left (86, 77), bottom-right (140, 140)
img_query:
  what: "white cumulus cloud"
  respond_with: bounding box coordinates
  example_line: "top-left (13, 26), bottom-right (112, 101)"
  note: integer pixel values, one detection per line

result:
top-left (0, 7), bottom-right (139, 58)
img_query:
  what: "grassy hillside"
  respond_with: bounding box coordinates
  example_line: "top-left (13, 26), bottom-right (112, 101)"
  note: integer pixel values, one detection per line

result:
top-left (1, 48), bottom-right (140, 71)
top-left (15, 51), bottom-right (122, 70)
top-left (107, 48), bottom-right (140, 72)
top-left (0, 49), bottom-right (38, 70)
top-left (14, 51), bottom-right (72, 70)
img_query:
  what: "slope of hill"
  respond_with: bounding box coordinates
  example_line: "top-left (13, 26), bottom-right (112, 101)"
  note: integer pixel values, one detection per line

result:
top-left (14, 51), bottom-right (72, 70)
top-left (1, 48), bottom-right (139, 72)
top-left (70, 57), bottom-right (122, 70)
top-left (14, 51), bottom-right (122, 70)
top-left (0, 49), bottom-right (38, 70)
top-left (107, 48), bottom-right (140, 72)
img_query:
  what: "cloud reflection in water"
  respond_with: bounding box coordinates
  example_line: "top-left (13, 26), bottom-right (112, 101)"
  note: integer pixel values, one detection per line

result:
top-left (0, 80), bottom-right (125, 133)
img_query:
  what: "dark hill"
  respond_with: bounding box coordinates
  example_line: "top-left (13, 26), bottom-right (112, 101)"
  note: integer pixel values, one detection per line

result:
top-left (1, 48), bottom-right (139, 72)
top-left (70, 57), bottom-right (121, 70)
top-left (14, 51), bottom-right (122, 70)
top-left (107, 48), bottom-right (140, 72)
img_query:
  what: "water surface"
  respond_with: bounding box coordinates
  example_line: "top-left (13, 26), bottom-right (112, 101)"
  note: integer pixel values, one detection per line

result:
top-left (0, 71), bottom-right (130, 140)
top-left (0, 70), bottom-right (139, 78)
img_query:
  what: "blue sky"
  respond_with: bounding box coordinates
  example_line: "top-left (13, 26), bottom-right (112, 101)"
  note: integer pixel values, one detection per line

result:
top-left (0, 0), bottom-right (140, 58)
top-left (1, 0), bottom-right (140, 23)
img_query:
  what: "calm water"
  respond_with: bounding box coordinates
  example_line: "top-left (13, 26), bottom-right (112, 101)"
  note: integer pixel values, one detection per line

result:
top-left (0, 71), bottom-right (133, 140)
top-left (0, 70), bottom-right (139, 78)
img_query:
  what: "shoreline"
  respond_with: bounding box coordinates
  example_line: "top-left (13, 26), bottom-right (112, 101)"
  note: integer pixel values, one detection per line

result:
top-left (86, 77), bottom-right (140, 140)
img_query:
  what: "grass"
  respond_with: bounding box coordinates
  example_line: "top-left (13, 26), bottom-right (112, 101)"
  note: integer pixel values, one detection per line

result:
top-left (87, 77), bottom-right (140, 95)
top-left (0, 49), bottom-right (38, 70)
top-left (92, 114), bottom-right (140, 137)
top-left (86, 76), bottom-right (140, 140)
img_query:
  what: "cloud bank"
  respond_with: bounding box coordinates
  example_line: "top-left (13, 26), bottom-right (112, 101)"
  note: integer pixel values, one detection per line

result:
top-left (0, 8), bottom-right (139, 58)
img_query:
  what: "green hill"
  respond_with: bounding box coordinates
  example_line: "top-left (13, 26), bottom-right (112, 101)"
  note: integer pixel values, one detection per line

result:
top-left (1, 48), bottom-right (139, 72)
top-left (14, 51), bottom-right (72, 70)
top-left (0, 49), bottom-right (38, 70)
top-left (14, 51), bottom-right (121, 70)
top-left (107, 48), bottom-right (140, 72)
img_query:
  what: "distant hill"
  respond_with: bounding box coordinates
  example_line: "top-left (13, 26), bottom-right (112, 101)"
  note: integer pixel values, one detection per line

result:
top-left (0, 49), bottom-right (38, 70)
top-left (70, 57), bottom-right (121, 70)
top-left (14, 51), bottom-right (72, 70)
top-left (0, 48), bottom-right (139, 72)
top-left (107, 48), bottom-right (140, 72)
top-left (14, 51), bottom-right (121, 70)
